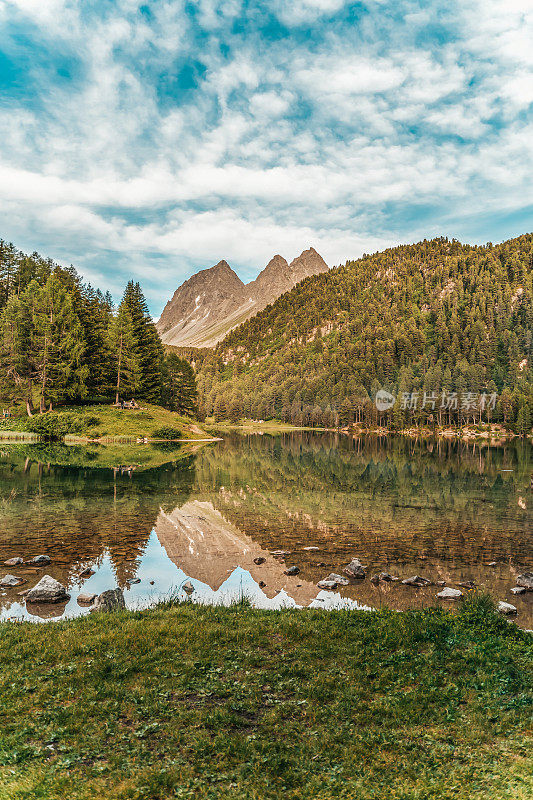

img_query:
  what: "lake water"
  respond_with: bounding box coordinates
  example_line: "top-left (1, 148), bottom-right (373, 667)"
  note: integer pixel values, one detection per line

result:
top-left (0, 433), bottom-right (531, 626)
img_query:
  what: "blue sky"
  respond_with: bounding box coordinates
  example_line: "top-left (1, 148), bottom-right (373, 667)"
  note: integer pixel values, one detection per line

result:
top-left (0, 0), bottom-right (532, 315)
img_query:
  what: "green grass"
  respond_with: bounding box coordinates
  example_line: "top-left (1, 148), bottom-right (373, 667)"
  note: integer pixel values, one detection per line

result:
top-left (0, 403), bottom-right (210, 442)
top-left (0, 596), bottom-right (531, 799)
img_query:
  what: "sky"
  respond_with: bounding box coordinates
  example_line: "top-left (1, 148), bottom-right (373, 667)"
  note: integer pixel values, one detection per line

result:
top-left (0, 0), bottom-right (532, 316)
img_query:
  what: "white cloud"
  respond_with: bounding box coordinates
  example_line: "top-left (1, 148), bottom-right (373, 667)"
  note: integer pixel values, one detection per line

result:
top-left (0, 0), bottom-right (531, 312)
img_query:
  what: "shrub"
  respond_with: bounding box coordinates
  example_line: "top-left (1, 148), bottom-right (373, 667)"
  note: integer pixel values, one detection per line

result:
top-left (26, 412), bottom-right (86, 440)
top-left (151, 426), bottom-right (183, 440)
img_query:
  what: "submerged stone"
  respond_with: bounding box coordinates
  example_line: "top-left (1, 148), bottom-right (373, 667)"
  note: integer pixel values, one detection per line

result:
top-left (402, 575), bottom-right (432, 587)
top-left (26, 555), bottom-right (51, 566)
top-left (0, 574), bottom-right (25, 588)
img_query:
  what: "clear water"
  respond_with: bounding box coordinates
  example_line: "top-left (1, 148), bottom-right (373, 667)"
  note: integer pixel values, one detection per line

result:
top-left (0, 433), bottom-right (531, 625)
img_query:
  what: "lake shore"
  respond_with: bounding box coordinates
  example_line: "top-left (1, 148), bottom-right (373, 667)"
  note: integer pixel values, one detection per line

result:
top-left (208, 418), bottom-right (531, 442)
top-left (0, 597), bottom-right (531, 800)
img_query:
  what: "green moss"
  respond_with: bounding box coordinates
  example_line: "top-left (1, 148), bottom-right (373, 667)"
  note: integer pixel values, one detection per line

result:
top-left (0, 598), bottom-right (530, 799)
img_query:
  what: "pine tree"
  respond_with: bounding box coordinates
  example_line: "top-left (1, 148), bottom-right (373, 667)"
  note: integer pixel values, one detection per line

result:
top-left (28, 276), bottom-right (88, 410)
top-left (120, 282), bottom-right (164, 401)
top-left (160, 353), bottom-right (198, 415)
top-left (111, 301), bottom-right (141, 403)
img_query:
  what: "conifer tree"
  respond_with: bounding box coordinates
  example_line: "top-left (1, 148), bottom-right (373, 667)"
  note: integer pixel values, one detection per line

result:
top-left (121, 281), bottom-right (164, 401)
top-left (160, 353), bottom-right (198, 415)
top-left (111, 301), bottom-right (141, 403)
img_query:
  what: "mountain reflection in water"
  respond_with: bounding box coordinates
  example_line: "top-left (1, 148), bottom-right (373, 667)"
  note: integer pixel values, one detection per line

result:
top-left (0, 433), bottom-right (531, 626)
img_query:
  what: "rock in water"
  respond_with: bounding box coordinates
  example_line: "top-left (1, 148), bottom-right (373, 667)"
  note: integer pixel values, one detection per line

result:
top-left (344, 559), bottom-right (366, 579)
top-left (402, 575), bottom-right (432, 587)
top-left (324, 573), bottom-right (349, 586)
top-left (26, 555), bottom-right (51, 566)
top-left (437, 587), bottom-right (463, 600)
top-left (91, 588), bottom-right (125, 613)
top-left (317, 580), bottom-right (338, 590)
top-left (497, 601), bottom-right (517, 615)
top-left (510, 586), bottom-right (526, 595)
top-left (0, 574), bottom-right (25, 588)
top-left (516, 573), bottom-right (533, 591)
top-left (378, 572), bottom-right (398, 582)
top-left (26, 575), bottom-right (69, 603)
top-left (285, 566), bottom-right (300, 576)
top-left (77, 593), bottom-right (97, 605)
top-left (4, 557), bottom-right (23, 566)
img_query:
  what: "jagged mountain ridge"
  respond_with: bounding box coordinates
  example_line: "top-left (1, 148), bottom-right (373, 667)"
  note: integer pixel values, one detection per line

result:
top-left (156, 247), bottom-right (328, 348)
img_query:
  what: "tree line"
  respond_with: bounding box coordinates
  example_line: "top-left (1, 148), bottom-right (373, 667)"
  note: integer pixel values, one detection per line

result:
top-left (0, 241), bottom-right (197, 416)
top-left (197, 234), bottom-right (533, 433)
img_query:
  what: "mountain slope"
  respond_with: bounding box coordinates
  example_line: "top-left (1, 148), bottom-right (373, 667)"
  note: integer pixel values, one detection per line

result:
top-left (157, 247), bottom-right (328, 347)
top-left (197, 235), bottom-right (533, 429)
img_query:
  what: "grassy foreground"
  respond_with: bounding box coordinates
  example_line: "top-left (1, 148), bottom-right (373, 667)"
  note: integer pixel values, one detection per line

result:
top-left (0, 599), bottom-right (531, 800)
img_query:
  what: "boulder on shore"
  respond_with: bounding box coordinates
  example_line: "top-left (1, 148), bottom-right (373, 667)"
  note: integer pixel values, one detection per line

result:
top-left (516, 573), bottom-right (533, 591)
top-left (344, 559), bottom-right (366, 579)
top-left (402, 575), bottom-right (432, 587)
top-left (91, 588), bottom-right (125, 613)
top-left (510, 586), bottom-right (526, 595)
top-left (437, 587), bottom-right (463, 600)
top-left (497, 601), bottom-right (517, 615)
top-left (26, 575), bottom-right (69, 604)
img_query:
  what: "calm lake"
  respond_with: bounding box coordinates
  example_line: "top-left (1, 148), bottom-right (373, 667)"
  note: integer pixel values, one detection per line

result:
top-left (0, 433), bottom-right (531, 626)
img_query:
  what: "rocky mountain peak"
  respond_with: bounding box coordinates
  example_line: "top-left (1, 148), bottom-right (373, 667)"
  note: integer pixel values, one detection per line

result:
top-left (156, 247), bottom-right (328, 347)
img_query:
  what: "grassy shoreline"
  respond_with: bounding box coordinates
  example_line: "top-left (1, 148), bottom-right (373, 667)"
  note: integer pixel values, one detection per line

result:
top-left (0, 597), bottom-right (531, 799)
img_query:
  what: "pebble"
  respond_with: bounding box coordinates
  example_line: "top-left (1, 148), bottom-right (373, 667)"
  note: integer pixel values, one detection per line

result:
top-left (285, 566), bottom-right (300, 576)
top-left (4, 557), bottom-right (23, 566)
top-left (253, 557), bottom-right (266, 565)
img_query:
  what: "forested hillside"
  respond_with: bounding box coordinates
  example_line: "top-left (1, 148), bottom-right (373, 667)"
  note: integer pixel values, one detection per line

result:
top-left (0, 241), bottom-right (197, 416)
top-left (198, 235), bottom-right (533, 431)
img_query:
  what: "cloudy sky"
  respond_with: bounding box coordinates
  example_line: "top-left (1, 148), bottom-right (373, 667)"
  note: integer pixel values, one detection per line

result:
top-left (0, 0), bottom-right (532, 314)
